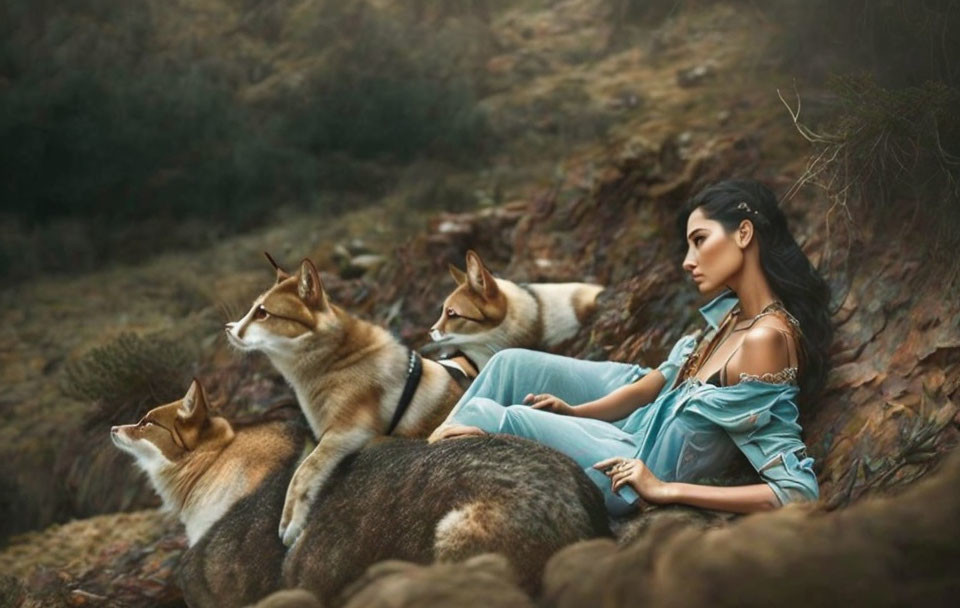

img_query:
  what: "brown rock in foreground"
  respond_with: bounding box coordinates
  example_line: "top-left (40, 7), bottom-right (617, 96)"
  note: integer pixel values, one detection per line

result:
top-left (249, 589), bottom-right (324, 608)
top-left (340, 554), bottom-right (533, 608)
top-left (542, 447), bottom-right (960, 608)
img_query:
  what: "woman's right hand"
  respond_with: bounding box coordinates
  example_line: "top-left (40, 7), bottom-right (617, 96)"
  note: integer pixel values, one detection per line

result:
top-left (428, 424), bottom-right (486, 443)
top-left (523, 393), bottom-right (576, 416)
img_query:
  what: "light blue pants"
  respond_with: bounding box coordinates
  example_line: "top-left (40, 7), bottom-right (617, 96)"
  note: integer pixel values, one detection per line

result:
top-left (447, 348), bottom-right (651, 516)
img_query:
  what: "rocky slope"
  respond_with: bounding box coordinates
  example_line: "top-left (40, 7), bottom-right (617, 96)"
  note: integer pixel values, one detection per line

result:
top-left (1, 1), bottom-right (958, 606)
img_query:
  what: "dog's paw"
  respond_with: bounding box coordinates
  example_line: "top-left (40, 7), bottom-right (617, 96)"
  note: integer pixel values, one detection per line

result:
top-left (279, 494), bottom-right (308, 547)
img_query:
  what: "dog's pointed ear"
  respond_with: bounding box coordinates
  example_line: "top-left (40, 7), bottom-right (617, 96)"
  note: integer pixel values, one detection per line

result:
top-left (177, 378), bottom-right (229, 449)
top-left (448, 263), bottom-right (467, 286)
top-left (264, 251), bottom-right (290, 284)
top-left (465, 250), bottom-right (499, 299)
top-left (298, 258), bottom-right (327, 310)
top-left (178, 378), bottom-right (209, 425)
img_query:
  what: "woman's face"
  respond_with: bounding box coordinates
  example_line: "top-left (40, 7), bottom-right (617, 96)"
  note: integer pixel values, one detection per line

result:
top-left (682, 207), bottom-right (744, 293)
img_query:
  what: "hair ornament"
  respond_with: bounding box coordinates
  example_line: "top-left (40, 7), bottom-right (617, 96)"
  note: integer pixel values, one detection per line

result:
top-left (736, 201), bottom-right (759, 215)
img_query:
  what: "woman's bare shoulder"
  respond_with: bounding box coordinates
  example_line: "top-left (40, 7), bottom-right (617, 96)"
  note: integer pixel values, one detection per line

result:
top-left (740, 319), bottom-right (797, 373)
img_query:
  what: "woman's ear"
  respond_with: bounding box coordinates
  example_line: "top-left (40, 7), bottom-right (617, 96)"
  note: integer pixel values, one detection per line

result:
top-left (737, 219), bottom-right (755, 248)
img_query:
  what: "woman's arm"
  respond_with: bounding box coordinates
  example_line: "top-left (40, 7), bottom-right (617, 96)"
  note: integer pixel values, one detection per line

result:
top-left (528, 368), bottom-right (666, 421)
top-left (571, 369), bottom-right (666, 421)
top-left (595, 456), bottom-right (781, 514)
top-left (656, 481), bottom-right (779, 513)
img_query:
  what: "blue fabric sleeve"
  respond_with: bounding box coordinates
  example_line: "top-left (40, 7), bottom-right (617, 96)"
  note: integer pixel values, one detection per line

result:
top-left (685, 384), bottom-right (820, 505)
top-left (754, 449), bottom-right (819, 505)
top-left (654, 331), bottom-right (700, 393)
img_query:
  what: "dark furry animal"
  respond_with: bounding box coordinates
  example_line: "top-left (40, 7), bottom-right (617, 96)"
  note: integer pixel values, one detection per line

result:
top-left (284, 434), bottom-right (610, 604)
top-left (169, 426), bottom-right (609, 607)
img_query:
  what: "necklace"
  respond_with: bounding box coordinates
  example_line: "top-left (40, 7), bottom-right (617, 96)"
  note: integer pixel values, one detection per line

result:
top-left (729, 300), bottom-right (785, 332)
top-left (677, 299), bottom-right (787, 386)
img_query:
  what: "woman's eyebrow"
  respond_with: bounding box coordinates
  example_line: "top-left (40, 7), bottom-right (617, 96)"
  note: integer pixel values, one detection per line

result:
top-left (687, 228), bottom-right (706, 240)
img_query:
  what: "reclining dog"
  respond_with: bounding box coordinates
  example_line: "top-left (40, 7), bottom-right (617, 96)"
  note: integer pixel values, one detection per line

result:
top-left (111, 380), bottom-right (611, 607)
top-left (429, 250), bottom-right (603, 372)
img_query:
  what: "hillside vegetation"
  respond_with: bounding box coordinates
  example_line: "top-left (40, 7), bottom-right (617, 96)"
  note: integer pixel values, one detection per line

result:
top-left (1, 0), bottom-right (958, 605)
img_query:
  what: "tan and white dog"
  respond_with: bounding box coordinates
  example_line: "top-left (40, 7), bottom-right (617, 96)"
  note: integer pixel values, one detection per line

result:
top-left (111, 379), bottom-right (305, 606)
top-left (429, 250), bottom-right (604, 370)
top-left (225, 254), bottom-right (465, 546)
top-left (109, 379), bottom-right (258, 545)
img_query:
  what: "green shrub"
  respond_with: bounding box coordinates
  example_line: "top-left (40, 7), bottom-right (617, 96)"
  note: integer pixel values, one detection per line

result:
top-left (61, 332), bottom-right (195, 428)
top-left (0, 64), bottom-right (316, 225)
top-left (0, 0), bottom-right (494, 277)
top-left (285, 71), bottom-right (487, 162)
top-left (280, 1), bottom-right (490, 163)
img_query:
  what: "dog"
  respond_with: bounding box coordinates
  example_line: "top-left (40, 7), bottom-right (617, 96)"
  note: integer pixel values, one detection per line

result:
top-left (225, 254), bottom-right (467, 546)
top-left (110, 379), bottom-right (303, 606)
top-left (428, 250), bottom-right (603, 371)
top-left (111, 380), bottom-right (612, 606)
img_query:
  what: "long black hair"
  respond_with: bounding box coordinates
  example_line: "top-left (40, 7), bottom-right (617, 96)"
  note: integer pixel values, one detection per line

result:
top-left (675, 179), bottom-right (834, 410)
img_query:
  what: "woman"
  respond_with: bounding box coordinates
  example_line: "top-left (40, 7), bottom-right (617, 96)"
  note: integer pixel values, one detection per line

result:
top-left (429, 179), bottom-right (834, 516)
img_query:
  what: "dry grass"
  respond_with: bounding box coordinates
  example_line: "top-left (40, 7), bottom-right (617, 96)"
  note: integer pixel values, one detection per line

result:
top-left (780, 76), bottom-right (960, 294)
top-left (0, 510), bottom-right (173, 581)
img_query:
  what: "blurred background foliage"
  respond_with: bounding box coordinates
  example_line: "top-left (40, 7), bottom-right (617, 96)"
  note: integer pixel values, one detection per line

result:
top-left (0, 0), bottom-right (494, 278)
top-left (3, 0), bottom-right (956, 280)
top-left (0, 0), bottom-right (959, 550)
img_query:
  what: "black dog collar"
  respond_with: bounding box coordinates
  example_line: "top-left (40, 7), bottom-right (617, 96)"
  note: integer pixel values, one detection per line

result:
top-left (387, 350), bottom-right (423, 435)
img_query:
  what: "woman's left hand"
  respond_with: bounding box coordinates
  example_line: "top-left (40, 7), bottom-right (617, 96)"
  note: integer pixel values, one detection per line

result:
top-left (523, 393), bottom-right (576, 416)
top-left (592, 457), bottom-right (670, 504)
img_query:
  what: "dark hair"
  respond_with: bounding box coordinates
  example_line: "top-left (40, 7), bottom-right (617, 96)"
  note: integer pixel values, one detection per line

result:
top-left (675, 179), bottom-right (834, 411)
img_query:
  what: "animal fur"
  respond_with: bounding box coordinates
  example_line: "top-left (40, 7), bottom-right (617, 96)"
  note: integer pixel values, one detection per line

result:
top-left (429, 250), bottom-right (603, 370)
top-left (112, 381), bottom-right (611, 607)
top-left (283, 434), bottom-right (611, 602)
top-left (226, 255), bottom-right (466, 546)
top-left (110, 380), bottom-right (306, 606)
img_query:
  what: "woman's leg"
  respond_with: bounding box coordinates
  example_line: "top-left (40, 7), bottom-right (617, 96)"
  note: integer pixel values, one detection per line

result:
top-left (442, 348), bottom-right (650, 514)
top-left (453, 398), bottom-right (642, 515)
top-left (497, 404), bottom-right (643, 516)
top-left (498, 405), bottom-right (637, 468)
top-left (448, 348), bottom-right (647, 419)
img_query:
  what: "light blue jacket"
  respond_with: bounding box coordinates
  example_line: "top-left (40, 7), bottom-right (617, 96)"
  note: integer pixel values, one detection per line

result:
top-left (626, 288), bottom-right (819, 506)
top-left (447, 288), bottom-right (820, 513)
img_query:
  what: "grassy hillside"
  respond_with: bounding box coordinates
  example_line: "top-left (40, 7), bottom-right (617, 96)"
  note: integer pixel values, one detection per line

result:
top-left (1, 0), bottom-right (959, 605)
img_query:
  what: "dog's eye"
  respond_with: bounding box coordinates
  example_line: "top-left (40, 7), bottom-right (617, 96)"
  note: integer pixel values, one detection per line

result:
top-left (446, 308), bottom-right (458, 319)
top-left (254, 305), bottom-right (270, 320)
